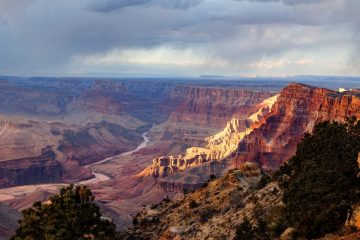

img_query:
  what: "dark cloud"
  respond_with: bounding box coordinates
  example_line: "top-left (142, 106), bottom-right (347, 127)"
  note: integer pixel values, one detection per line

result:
top-left (88, 0), bottom-right (203, 13)
top-left (161, 0), bottom-right (204, 9)
top-left (89, 0), bottom-right (150, 12)
top-left (0, 0), bottom-right (359, 76)
top-left (234, 0), bottom-right (330, 5)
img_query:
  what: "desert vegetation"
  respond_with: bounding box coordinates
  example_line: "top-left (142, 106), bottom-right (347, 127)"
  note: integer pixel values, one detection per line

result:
top-left (278, 118), bottom-right (360, 238)
top-left (11, 185), bottom-right (119, 240)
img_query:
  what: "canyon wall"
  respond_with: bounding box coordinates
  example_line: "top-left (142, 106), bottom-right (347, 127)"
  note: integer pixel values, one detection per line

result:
top-left (143, 83), bottom-right (360, 193)
top-left (0, 155), bottom-right (62, 188)
top-left (57, 121), bottom-right (143, 165)
top-left (236, 83), bottom-right (360, 171)
top-left (0, 79), bottom-right (170, 187)
top-left (140, 93), bottom-right (278, 178)
top-left (0, 78), bottom-right (277, 188)
top-left (0, 120), bottom-right (63, 161)
top-left (4, 78), bottom-right (359, 195)
top-left (166, 86), bottom-right (275, 128)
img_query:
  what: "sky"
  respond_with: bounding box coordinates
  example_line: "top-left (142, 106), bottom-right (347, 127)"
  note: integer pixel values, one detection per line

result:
top-left (0, 0), bottom-right (359, 77)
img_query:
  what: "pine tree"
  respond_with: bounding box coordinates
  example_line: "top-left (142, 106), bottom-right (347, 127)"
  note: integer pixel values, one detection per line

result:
top-left (11, 184), bottom-right (118, 240)
top-left (281, 118), bottom-right (360, 238)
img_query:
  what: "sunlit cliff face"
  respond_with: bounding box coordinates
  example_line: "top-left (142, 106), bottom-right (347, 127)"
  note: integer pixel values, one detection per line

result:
top-left (140, 93), bottom-right (278, 178)
top-left (141, 83), bottom-right (360, 180)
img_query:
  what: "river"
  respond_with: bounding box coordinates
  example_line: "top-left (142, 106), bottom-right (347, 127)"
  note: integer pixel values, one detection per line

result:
top-left (78, 131), bottom-right (151, 185)
top-left (0, 131), bottom-right (151, 201)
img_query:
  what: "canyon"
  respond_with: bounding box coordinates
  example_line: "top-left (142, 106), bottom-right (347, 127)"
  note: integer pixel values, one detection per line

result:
top-left (0, 76), bottom-right (360, 238)
top-left (0, 78), bottom-right (277, 187)
top-left (0, 77), bottom-right (278, 229)
top-left (142, 83), bottom-right (360, 196)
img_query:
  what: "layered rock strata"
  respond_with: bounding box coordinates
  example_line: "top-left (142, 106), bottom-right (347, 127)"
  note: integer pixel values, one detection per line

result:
top-left (167, 86), bottom-right (275, 128)
top-left (121, 162), bottom-right (282, 240)
top-left (141, 83), bottom-right (360, 192)
top-left (141, 94), bottom-right (278, 178)
top-left (236, 83), bottom-right (360, 171)
top-left (0, 156), bottom-right (62, 188)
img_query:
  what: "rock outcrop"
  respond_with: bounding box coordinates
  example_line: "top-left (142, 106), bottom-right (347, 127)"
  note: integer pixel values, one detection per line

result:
top-left (236, 83), bottom-right (360, 171)
top-left (141, 83), bottom-right (360, 193)
top-left (68, 89), bottom-right (124, 115)
top-left (167, 86), bottom-right (275, 128)
top-left (121, 162), bottom-right (284, 240)
top-left (57, 121), bottom-right (143, 165)
top-left (0, 76), bottom-right (282, 203)
top-left (0, 78), bottom-right (277, 188)
top-left (0, 156), bottom-right (62, 188)
top-left (141, 94), bottom-right (278, 179)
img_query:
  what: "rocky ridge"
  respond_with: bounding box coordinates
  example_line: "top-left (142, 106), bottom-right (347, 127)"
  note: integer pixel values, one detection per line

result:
top-left (236, 83), bottom-right (360, 171)
top-left (167, 86), bottom-right (275, 128)
top-left (122, 155), bottom-right (360, 240)
top-left (0, 155), bottom-right (62, 188)
top-left (121, 162), bottom-right (283, 240)
top-left (141, 83), bottom-right (360, 195)
top-left (0, 78), bottom-right (276, 188)
top-left (140, 94), bottom-right (278, 178)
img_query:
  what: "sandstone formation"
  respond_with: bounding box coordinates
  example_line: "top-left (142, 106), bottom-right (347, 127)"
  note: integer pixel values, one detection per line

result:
top-left (167, 85), bottom-right (275, 128)
top-left (0, 120), bottom-right (63, 161)
top-left (122, 158), bottom-right (360, 239)
top-left (139, 86), bottom-right (275, 162)
top-left (141, 83), bottom-right (360, 194)
top-left (0, 156), bottom-right (62, 188)
top-left (57, 121), bottom-right (143, 165)
top-left (141, 94), bottom-right (278, 178)
top-left (121, 162), bottom-right (284, 240)
top-left (68, 88), bottom-right (124, 115)
top-left (236, 83), bottom-right (360, 171)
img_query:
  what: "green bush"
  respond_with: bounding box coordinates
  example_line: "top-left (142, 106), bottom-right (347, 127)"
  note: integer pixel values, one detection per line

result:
top-left (189, 200), bottom-right (199, 209)
top-left (11, 185), bottom-right (118, 240)
top-left (209, 174), bottom-right (217, 181)
top-left (280, 119), bottom-right (360, 238)
top-left (234, 219), bottom-right (255, 240)
top-left (183, 189), bottom-right (193, 195)
top-left (199, 207), bottom-right (214, 223)
top-left (234, 218), bottom-right (269, 240)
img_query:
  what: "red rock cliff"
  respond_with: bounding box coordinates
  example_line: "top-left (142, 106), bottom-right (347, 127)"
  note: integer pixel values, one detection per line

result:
top-left (166, 86), bottom-right (275, 128)
top-left (142, 83), bottom-right (360, 193)
top-left (68, 80), bottom-right (125, 115)
top-left (236, 83), bottom-right (360, 171)
top-left (0, 156), bottom-right (62, 188)
top-left (140, 92), bottom-right (278, 178)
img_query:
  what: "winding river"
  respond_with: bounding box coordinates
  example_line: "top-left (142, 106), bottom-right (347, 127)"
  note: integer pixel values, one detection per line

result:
top-left (0, 131), bottom-right (151, 201)
top-left (77, 131), bottom-right (150, 185)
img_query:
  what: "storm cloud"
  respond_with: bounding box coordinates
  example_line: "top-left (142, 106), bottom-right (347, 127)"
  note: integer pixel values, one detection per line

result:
top-left (89, 0), bottom-right (204, 12)
top-left (0, 0), bottom-right (359, 77)
top-left (235, 0), bottom-right (331, 5)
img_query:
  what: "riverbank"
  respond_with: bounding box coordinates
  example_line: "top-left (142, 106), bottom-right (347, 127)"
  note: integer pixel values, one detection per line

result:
top-left (85, 131), bottom-right (150, 168)
top-left (81, 131), bottom-right (150, 184)
top-left (0, 130), bottom-right (152, 203)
